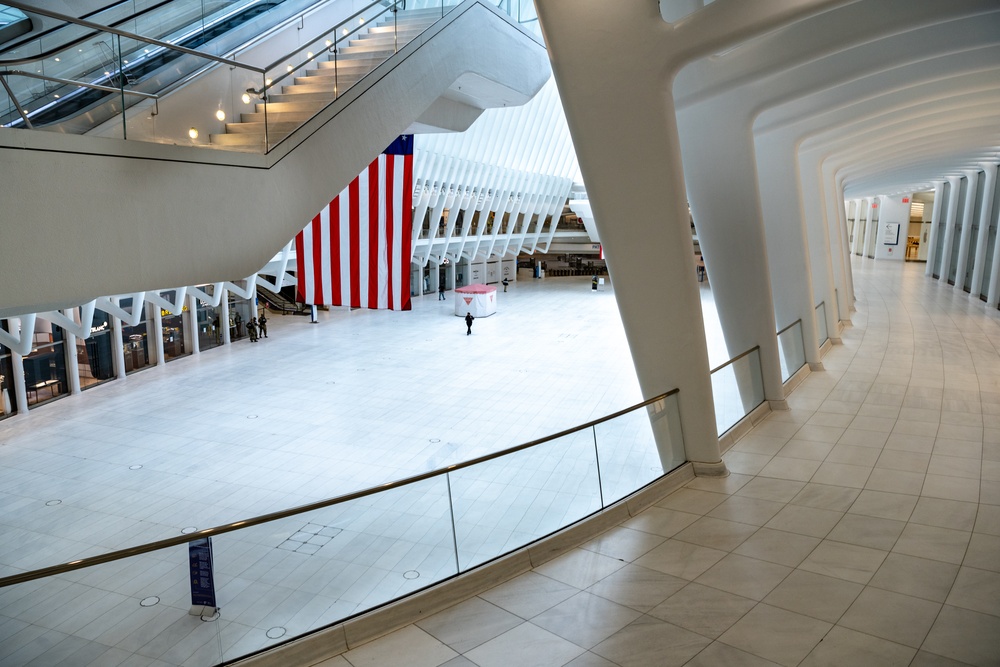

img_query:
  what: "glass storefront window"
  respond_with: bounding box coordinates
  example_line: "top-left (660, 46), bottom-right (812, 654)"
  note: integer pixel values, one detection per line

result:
top-left (120, 298), bottom-right (153, 374)
top-left (196, 290), bottom-right (223, 352)
top-left (24, 321), bottom-right (68, 407)
top-left (78, 308), bottom-right (116, 390)
top-left (228, 293), bottom-right (252, 341)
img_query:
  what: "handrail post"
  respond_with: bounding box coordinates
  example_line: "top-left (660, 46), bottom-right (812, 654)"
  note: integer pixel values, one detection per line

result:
top-left (0, 74), bottom-right (32, 128)
top-left (115, 33), bottom-right (127, 140)
top-left (592, 425), bottom-right (605, 508)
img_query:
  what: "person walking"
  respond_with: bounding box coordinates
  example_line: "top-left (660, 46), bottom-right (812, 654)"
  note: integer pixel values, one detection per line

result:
top-left (247, 317), bottom-right (258, 342)
top-left (502, 277), bottom-right (509, 292)
top-left (592, 275), bottom-right (599, 291)
top-left (465, 311), bottom-right (474, 335)
top-left (258, 312), bottom-right (268, 338)
top-left (438, 283), bottom-right (446, 301)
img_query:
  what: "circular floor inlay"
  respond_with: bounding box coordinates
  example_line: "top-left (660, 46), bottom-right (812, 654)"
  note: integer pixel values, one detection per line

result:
top-left (45, 500), bottom-right (61, 506)
top-left (429, 438), bottom-right (440, 443)
top-left (246, 415), bottom-right (258, 419)
top-left (129, 465), bottom-right (142, 470)
top-left (403, 570), bottom-right (420, 580)
top-left (181, 527), bottom-right (197, 535)
top-left (140, 596), bottom-right (159, 607)
top-left (266, 627), bottom-right (286, 639)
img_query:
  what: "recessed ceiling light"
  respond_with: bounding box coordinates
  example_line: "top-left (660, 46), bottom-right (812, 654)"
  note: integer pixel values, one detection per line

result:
top-left (188, 127), bottom-right (199, 139)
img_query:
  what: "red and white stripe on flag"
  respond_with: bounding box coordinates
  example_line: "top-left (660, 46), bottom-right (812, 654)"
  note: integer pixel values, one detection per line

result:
top-left (295, 152), bottom-right (413, 310)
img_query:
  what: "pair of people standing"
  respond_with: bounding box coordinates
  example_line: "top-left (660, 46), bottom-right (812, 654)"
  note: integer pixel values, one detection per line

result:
top-left (246, 314), bottom-right (268, 342)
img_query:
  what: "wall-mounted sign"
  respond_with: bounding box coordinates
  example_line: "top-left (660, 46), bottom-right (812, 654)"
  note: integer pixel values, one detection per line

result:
top-left (902, 197), bottom-right (910, 203)
top-left (882, 222), bottom-right (900, 246)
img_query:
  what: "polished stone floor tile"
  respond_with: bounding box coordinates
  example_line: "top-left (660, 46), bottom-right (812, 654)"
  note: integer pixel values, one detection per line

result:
top-left (584, 563), bottom-right (687, 612)
top-left (707, 496), bottom-right (786, 527)
top-left (532, 548), bottom-right (627, 591)
top-left (789, 483), bottom-right (860, 512)
top-left (478, 571), bottom-right (578, 620)
top-left (718, 603), bottom-right (831, 667)
top-left (621, 506), bottom-right (700, 538)
top-left (530, 591), bottom-right (641, 649)
top-left (798, 540), bottom-right (887, 584)
top-left (648, 582), bottom-right (756, 639)
top-left (944, 566), bottom-right (1000, 617)
top-left (838, 587), bottom-right (941, 648)
top-left (463, 621), bottom-right (584, 667)
top-left (761, 569), bottom-right (862, 623)
top-left (633, 539), bottom-right (727, 581)
top-left (732, 527), bottom-right (820, 568)
top-left (892, 524), bottom-right (971, 565)
top-left (694, 554), bottom-right (792, 602)
top-left (847, 489), bottom-right (918, 521)
top-left (921, 605), bottom-right (1000, 667)
top-left (672, 516), bottom-right (757, 552)
top-left (415, 597), bottom-right (522, 654)
top-left (799, 625), bottom-right (914, 666)
top-left (685, 641), bottom-right (782, 666)
top-left (868, 552), bottom-right (959, 603)
top-left (590, 614), bottom-right (710, 667)
top-left (341, 625), bottom-right (457, 667)
top-left (826, 513), bottom-right (905, 551)
top-left (580, 526), bottom-right (666, 563)
top-left (764, 505), bottom-right (842, 538)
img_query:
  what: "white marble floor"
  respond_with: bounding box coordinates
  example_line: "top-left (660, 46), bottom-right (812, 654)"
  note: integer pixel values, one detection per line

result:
top-left (312, 259), bottom-right (1000, 667)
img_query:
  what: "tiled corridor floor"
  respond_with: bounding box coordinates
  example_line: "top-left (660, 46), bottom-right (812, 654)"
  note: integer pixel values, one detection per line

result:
top-left (316, 260), bottom-right (1000, 667)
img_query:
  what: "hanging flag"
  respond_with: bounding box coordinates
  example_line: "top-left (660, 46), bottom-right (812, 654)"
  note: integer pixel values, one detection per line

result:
top-left (295, 136), bottom-right (413, 310)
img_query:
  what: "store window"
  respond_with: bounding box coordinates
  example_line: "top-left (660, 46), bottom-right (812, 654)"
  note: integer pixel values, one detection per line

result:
top-left (23, 320), bottom-right (68, 407)
top-left (120, 298), bottom-right (153, 374)
top-left (78, 308), bottom-right (116, 390)
top-left (0, 329), bottom-right (15, 420)
top-left (228, 292), bottom-right (252, 341)
top-left (160, 291), bottom-right (190, 362)
top-left (195, 291), bottom-right (223, 352)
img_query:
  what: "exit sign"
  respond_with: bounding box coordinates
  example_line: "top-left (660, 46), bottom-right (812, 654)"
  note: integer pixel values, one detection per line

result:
top-left (902, 197), bottom-right (910, 203)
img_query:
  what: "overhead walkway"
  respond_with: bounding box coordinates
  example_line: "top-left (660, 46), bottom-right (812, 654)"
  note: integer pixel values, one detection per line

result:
top-left (0, 0), bottom-right (550, 318)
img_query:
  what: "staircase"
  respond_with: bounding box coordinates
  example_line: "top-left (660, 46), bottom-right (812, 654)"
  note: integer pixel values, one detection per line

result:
top-left (211, 7), bottom-right (446, 150)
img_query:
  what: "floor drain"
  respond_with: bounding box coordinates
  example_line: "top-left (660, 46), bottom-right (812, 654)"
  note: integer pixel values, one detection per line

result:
top-left (45, 500), bottom-right (61, 506)
top-left (129, 465), bottom-right (142, 470)
top-left (247, 415), bottom-right (258, 419)
top-left (403, 570), bottom-right (420, 580)
top-left (266, 627), bottom-right (286, 639)
top-left (140, 596), bottom-right (159, 607)
top-left (181, 527), bottom-right (197, 535)
top-left (429, 438), bottom-right (440, 443)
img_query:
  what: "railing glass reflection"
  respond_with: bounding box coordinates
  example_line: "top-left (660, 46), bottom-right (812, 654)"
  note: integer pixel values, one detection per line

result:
top-left (815, 301), bottom-right (828, 347)
top-left (777, 319), bottom-right (806, 383)
top-left (710, 347), bottom-right (764, 435)
top-left (0, 390), bottom-right (683, 666)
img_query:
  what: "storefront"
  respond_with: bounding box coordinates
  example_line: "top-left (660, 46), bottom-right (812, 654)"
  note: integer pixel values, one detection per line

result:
top-left (119, 298), bottom-right (153, 374)
top-left (23, 320), bottom-right (68, 407)
top-left (78, 308), bottom-right (116, 390)
top-left (196, 298), bottom-right (223, 352)
top-left (228, 293), bottom-right (252, 341)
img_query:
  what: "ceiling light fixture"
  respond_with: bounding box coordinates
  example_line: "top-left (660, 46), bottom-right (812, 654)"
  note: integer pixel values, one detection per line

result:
top-left (215, 109), bottom-right (225, 121)
top-left (188, 127), bottom-right (199, 139)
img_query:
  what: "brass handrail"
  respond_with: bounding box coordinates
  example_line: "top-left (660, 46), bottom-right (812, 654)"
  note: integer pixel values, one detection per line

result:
top-left (0, 388), bottom-right (679, 588)
top-left (776, 318), bottom-right (803, 337)
top-left (708, 345), bottom-right (761, 375)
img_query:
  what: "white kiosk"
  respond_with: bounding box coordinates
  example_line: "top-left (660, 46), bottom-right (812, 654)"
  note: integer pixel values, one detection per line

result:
top-left (454, 284), bottom-right (497, 317)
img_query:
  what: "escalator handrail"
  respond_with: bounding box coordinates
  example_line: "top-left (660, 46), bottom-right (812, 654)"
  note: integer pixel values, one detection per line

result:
top-left (0, 0), bottom-right (174, 64)
top-left (0, 0), bottom-right (263, 73)
top-left (0, 69), bottom-right (161, 99)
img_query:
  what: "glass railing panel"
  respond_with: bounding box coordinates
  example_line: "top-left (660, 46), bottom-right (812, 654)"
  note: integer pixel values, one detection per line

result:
top-left (0, 545), bottom-right (223, 667)
top-left (777, 320), bottom-right (806, 383)
top-left (815, 301), bottom-right (828, 346)
top-left (449, 429), bottom-right (602, 570)
top-left (593, 393), bottom-right (682, 504)
top-left (213, 474), bottom-right (456, 662)
top-left (710, 347), bottom-right (764, 435)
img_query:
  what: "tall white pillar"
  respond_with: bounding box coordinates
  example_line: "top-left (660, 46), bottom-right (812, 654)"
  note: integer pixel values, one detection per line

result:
top-left (221, 294), bottom-right (232, 345)
top-left (187, 293), bottom-right (200, 355)
top-left (862, 197), bottom-right (879, 258)
top-left (112, 300), bottom-right (126, 380)
top-left (925, 181), bottom-right (945, 277)
top-left (64, 310), bottom-right (81, 395)
top-left (151, 303), bottom-right (164, 366)
top-left (536, 1), bottom-right (722, 472)
top-left (849, 200), bottom-right (862, 253)
top-left (855, 199), bottom-right (870, 256)
top-left (11, 348), bottom-right (28, 414)
top-left (970, 163), bottom-right (998, 299)
top-left (938, 176), bottom-right (963, 282)
top-left (953, 169), bottom-right (981, 290)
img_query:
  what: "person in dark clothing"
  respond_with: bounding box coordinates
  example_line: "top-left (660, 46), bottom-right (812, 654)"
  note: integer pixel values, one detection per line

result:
top-left (592, 275), bottom-right (598, 291)
top-left (502, 277), bottom-right (509, 292)
top-left (258, 313), bottom-right (268, 338)
top-left (439, 284), bottom-right (446, 300)
top-left (465, 312), bottom-right (474, 335)
top-left (247, 318), bottom-right (258, 342)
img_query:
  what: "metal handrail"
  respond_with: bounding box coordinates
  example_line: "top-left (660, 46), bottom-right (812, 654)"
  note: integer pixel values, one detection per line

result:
top-left (0, 1), bottom-right (262, 73)
top-left (0, 69), bottom-right (160, 99)
top-left (776, 318), bottom-right (803, 337)
top-left (0, 387), bottom-right (679, 588)
top-left (247, 0), bottom-right (400, 96)
top-left (0, 0), bottom-right (175, 65)
top-left (708, 345), bottom-right (760, 375)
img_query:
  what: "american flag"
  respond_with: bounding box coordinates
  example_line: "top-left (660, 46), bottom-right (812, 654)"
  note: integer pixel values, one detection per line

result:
top-left (295, 136), bottom-right (413, 310)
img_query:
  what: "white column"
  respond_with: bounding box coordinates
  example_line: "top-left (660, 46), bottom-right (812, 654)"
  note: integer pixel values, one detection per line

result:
top-left (64, 310), bottom-right (81, 395)
top-left (970, 163), bottom-right (998, 299)
top-left (855, 199), bottom-right (869, 256)
top-left (112, 301), bottom-right (126, 380)
top-left (11, 348), bottom-right (28, 414)
top-left (221, 294), bottom-right (231, 345)
top-left (925, 181), bottom-right (945, 277)
top-left (151, 303), bottom-right (164, 366)
top-left (938, 176), bottom-right (963, 282)
top-left (953, 169), bottom-right (981, 290)
top-left (537, 1), bottom-right (722, 472)
top-left (849, 200), bottom-right (862, 253)
top-left (862, 198), bottom-right (879, 258)
top-left (187, 293), bottom-right (200, 355)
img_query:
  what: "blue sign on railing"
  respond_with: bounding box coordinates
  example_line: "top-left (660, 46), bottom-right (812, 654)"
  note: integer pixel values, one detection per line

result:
top-left (188, 538), bottom-right (216, 608)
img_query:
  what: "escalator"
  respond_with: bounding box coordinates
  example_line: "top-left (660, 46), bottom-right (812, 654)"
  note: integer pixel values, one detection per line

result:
top-left (0, 0), bottom-right (317, 132)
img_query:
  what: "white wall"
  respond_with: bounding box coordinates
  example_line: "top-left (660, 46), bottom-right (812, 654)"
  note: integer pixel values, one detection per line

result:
top-left (873, 195), bottom-right (910, 261)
